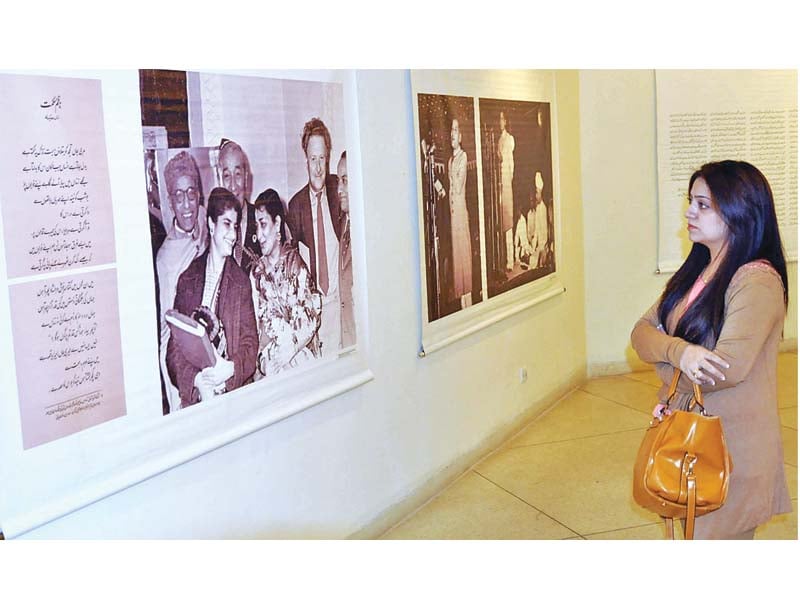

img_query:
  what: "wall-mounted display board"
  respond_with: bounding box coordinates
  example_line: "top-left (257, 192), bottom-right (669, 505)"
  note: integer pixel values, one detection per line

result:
top-left (655, 70), bottom-right (798, 273)
top-left (411, 70), bottom-right (565, 356)
top-left (0, 69), bottom-right (372, 538)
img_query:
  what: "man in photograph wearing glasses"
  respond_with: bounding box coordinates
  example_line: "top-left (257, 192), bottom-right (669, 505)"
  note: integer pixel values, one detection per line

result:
top-left (155, 150), bottom-right (208, 413)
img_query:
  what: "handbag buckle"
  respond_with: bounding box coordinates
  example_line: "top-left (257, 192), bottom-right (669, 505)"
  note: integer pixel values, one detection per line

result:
top-left (685, 454), bottom-right (697, 475)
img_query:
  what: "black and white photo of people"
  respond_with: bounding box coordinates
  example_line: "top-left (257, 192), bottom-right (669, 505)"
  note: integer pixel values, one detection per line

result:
top-left (417, 93), bottom-right (483, 322)
top-left (479, 98), bottom-right (555, 298)
top-left (139, 70), bottom-right (356, 415)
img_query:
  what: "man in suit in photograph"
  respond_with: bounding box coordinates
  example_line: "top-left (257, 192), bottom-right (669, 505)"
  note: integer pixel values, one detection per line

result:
top-left (336, 150), bottom-right (355, 349)
top-left (287, 117), bottom-right (342, 357)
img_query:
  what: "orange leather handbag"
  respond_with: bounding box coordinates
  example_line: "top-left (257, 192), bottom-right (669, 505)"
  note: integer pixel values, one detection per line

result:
top-left (632, 369), bottom-right (733, 539)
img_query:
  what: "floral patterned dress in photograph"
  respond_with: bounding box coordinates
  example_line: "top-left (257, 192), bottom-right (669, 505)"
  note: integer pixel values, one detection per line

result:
top-left (250, 242), bottom-right (322, 379)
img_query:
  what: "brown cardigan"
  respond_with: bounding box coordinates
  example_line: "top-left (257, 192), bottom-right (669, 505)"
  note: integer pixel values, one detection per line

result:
top-left (631, 261), bottom-right (792, 539)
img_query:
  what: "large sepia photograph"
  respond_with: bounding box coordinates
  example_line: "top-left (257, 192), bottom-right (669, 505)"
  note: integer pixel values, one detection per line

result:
top-left (417, 93), bottom-right (483, 322)
top-left (412, 71), bottom-right (563, 356)
top-left (140, 70), bottom-right (356, 415)
top-left (479, 98), bottom-right (555, 297)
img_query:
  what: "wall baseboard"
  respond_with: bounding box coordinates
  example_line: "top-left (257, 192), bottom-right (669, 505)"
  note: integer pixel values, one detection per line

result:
top-left (587, 361), bottom-right (639, 378)
top-left (348, 369), bottom-right (587, 540)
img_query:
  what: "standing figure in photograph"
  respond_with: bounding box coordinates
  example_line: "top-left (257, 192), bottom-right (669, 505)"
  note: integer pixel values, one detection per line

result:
top-left (287, 117), bottom-right (342, 358)
top-left (337, 151), bottom-right (356, 349)
top-left (497, 110), bottom-right (515, 271)
top-left (250, 189), bottom-right (321, 379)
top-left (218, 138), bottom-right (261, 274)
top-left (155, 151), bottom-right (208, 413)
top-left (528, 171), bottom-right (549, 269)
top-left (631, 160), bottom-right (791, 539)
top-left (447, 116), bottom-right (472, 309)
top-left (167, 187), bottom-right (257, 407)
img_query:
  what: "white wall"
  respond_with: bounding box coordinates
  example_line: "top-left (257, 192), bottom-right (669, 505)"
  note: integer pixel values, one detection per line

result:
top-left (580, 70), bottom-right (798, 376)
top-left (18, 70), bottom-right (586, 539)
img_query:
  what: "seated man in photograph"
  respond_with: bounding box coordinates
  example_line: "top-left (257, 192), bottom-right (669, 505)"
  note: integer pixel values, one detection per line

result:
top-left (513, 208), bottom-right (532, 269)
top-left (527, 171), bottom-right (549, 269)
top-left (156, 150), bottom-right (208, 413)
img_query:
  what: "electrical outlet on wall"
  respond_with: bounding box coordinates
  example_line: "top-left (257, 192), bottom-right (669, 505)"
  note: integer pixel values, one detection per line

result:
top-left (519, 367), bottom-right (528, 384)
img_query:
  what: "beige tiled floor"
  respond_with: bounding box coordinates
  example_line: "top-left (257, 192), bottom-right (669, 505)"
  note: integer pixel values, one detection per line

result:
top-left (381, 352), bottom-right (798, 540)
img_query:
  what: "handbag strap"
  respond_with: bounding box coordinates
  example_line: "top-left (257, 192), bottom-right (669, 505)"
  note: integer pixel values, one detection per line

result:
top-left (665, 517), bottom-right (675, 540)
top-left (663, 461), bottom-right (699, 540)
top-left (685, 475), bottom-right (697, 540)
top-left (665, 369), bottom-right (705, 414)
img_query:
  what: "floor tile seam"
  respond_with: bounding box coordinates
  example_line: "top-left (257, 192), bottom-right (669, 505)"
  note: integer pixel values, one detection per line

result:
top-left (578, 388), bottom-right (653, 415)
top-left (509, 384), bottom-right (588, 438)
top-left (471, 469), bottom-right (583, 539)
top-left (388, 388), bottom-right (625, 526)
top-left (377, 468), bottom-right (481, 538)
top-left (583, 522), bottom-right (666, 538)
top-left (504, 426), bottom-right (646, 450)
top-left (475, 386), bottom-right (587, 464)
top-left (620, 376), bottom-right (661, 389)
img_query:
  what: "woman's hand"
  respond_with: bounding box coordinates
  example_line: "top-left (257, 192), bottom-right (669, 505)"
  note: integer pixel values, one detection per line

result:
top-left (194, 354), bottom-right (235, 400)
top-left (194, 371), bottom-right (215, 403)
top-left (679, 344), bottom-right (730, 386)
top-left (207, 357), bottom-right (234, 389)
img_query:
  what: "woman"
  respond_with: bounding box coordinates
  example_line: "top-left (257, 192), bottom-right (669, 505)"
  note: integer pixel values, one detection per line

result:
top-left (497, 110), bottom-right (515, 271)
top-left (167, 187), bottom-right (257, 407)
top-left (248, 189), bottom-right (321, 379)
top-left (631, 160), bottom-right (791, 539)
top-left (448, 116), bottom-right (473, 309)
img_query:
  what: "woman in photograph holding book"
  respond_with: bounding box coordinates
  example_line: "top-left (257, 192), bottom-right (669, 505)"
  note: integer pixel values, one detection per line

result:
top-left (167, 187), bottom-right (257, 407)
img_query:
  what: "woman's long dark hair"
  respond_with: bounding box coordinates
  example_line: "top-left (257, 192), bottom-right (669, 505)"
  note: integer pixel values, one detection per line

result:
top-left (658, 160), bottom-right (788, 348)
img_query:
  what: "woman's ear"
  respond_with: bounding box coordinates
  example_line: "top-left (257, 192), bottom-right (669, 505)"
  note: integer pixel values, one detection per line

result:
top-left (208, 216), bottom-right (214, 235)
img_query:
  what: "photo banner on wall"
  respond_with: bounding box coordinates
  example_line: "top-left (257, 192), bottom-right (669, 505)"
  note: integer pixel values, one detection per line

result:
top-left (0, 69), bottom-right (371, 539)
top-left (411, 70), bottom-right (564, 356)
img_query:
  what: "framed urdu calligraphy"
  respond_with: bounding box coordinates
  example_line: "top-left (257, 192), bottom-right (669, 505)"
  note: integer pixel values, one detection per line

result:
top-left (0, 69), bottom-right (371, 538)
top-left (411, 70), bottom-right (565, 356)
